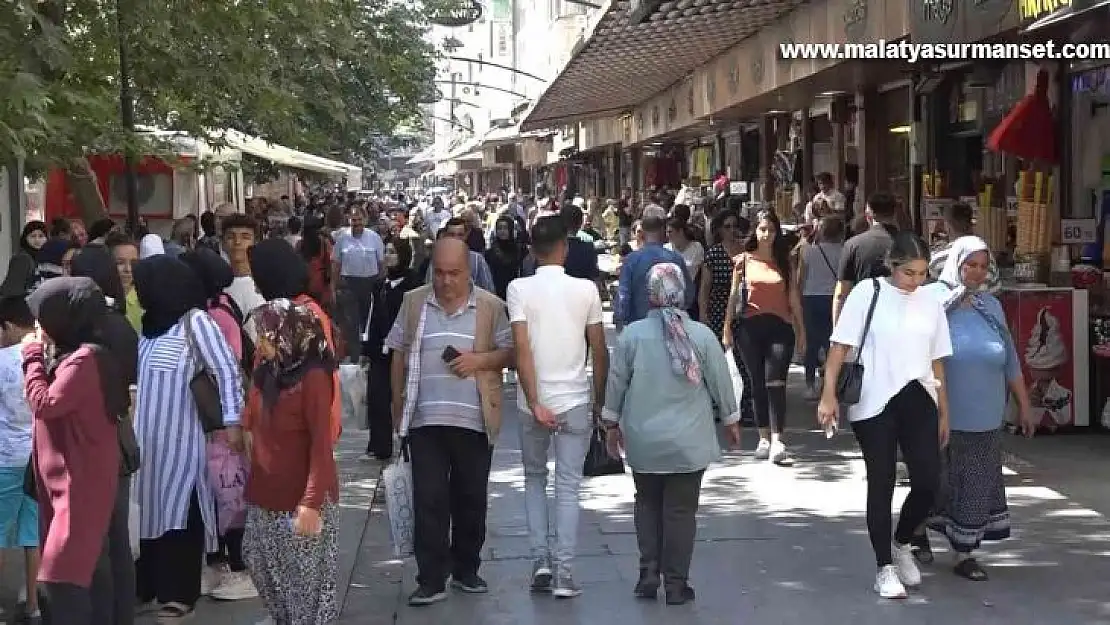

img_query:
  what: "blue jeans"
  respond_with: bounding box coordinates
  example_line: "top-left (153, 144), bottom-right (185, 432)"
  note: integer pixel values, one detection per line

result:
top-left (520, 404), bottom-right (593, 570)
top-left (802, 294), bottom-right (834, 386)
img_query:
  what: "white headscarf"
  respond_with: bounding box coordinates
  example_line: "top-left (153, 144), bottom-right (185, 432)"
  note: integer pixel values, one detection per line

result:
top-left (937, 235), bottom-right (990, 310)
top-left (139, 233), bottom-right (165, 260)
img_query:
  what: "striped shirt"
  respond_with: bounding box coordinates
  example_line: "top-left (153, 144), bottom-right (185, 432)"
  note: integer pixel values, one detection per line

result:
top-left (133, 310), bottom-right (244, 545)
top-left (928, 242), bottom-right (1001, 293)
top-left (385, 290), bottom-right (512, 433)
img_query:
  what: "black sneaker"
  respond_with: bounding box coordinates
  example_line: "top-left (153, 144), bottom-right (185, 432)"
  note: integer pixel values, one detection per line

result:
top-left (665, 584), bottom-right (696, 606)
top-left (451, 573), bottom-right (489, 594)
top-left (408, 585), bottom-right (448, 606)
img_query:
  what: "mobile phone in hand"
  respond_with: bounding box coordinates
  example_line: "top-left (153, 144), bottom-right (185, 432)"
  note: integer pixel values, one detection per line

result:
top-left (441, 345), bottom-right (461, 363)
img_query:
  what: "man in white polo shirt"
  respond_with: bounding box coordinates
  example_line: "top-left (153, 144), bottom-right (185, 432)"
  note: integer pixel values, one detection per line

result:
top-left (507, 215), bottom-right (608, 599)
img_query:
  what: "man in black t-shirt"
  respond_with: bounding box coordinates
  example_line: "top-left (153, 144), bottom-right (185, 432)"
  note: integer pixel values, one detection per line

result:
top-left (833, 191), bottom-right (898, 324)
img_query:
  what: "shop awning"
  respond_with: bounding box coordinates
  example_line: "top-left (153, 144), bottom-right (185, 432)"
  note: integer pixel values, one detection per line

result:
top-left (439, 137), bottom-right (482, 162)
top-left (519, 0), bottom-right (807, 131)
top-left (479, 124), bottom-right (554, 148)
top-left (1022, 0), bottom-right (1110, 31)
top-left (406, 146), bottom-right (436, 165)
top-left (218, 129), bottom-right (361, 180)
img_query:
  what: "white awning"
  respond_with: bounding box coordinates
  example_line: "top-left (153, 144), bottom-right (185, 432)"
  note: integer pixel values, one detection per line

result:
top-left (218, 129), bottom-right (361, 182)
top-left (407, 146), bottom-right (436, 165)
top-left (479, 124), bottom-right (555, 148)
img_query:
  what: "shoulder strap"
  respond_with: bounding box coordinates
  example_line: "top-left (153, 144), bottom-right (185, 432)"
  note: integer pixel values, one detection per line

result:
top-left (856, 279), bottom-right (881, 355)
top-left (815, 243), bottom-right (836, 275)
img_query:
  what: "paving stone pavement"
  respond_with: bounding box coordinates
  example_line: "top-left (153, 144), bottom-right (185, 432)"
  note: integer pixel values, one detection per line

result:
top-left (0, 429), bottom-right (381, 625)
top-left (340, 384), bottom-right (1110, 625)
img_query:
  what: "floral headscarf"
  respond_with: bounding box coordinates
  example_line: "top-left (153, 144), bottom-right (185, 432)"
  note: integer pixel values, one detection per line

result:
top-left (251, 298), bottom-right (336, 410)
top-left (647, 262), bottom-right (701, 384)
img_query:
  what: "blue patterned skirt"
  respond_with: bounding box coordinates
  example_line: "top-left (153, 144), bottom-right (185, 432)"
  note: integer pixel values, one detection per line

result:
top-left (928, 429), bottom-right (1011, 553)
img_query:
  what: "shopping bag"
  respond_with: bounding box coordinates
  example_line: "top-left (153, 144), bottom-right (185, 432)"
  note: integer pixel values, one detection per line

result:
top-left (582, 426), bottom-right (625, 477)
top-left (339, 363), bottom-right (368, 430)
top-left (128, 496), bottom-right (141, 560)
top-left (207, 437), bottom-right (248, 535)
top-left (383, 445), bottom-right (415, 557)
top-left (724, 350), bottom-right (745, 411)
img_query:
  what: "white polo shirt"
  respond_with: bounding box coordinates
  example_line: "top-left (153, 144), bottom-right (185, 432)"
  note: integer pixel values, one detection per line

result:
top-left (507, 265), bottom-right (604, 415)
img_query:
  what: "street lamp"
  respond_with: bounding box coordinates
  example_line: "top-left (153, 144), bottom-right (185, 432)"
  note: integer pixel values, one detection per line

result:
top-left (116, 0), bottom-right (140, 233)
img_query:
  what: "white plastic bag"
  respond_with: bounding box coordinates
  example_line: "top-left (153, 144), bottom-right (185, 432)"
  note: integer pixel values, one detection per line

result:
top-left (339, 363), bottom-right (368, 430)
top-left (382, 454), bottom-right (415, 557)
top-left (724, 350), bottom-right (745, 405)
top-left (129, 496), bottom-right (141, 560)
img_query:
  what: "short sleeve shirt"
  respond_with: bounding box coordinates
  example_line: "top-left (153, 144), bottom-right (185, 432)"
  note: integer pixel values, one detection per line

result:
top-left (838, 224), bottom-right (897, 285)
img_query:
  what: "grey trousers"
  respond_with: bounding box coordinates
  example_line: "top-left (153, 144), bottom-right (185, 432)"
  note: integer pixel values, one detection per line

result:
top-left (108, 476), bottom-right (135, 625)
top-left (632, 470), bottom-right (705, 588)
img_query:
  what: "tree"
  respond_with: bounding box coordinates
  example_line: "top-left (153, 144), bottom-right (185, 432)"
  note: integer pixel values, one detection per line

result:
top-left (0, 0), bottom-right (439, 220)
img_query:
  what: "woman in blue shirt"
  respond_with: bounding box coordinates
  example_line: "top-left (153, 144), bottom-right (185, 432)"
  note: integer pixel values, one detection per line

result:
top-left (921, 236), bottom-right (1034, 581)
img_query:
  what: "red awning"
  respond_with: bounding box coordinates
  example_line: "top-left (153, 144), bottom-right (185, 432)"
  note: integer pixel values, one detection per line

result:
top-left (987, 69), bottom-right (1058, 164)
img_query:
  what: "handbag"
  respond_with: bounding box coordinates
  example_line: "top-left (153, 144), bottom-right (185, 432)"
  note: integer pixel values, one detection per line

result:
top-left (582, 425), bottom-right (626, 477)
top-left (86, 344), bottom-right (141, 476)
top-left (834, 278), bottom-right (881, 405)
top-left (183, 310), bottom-right (225, 433)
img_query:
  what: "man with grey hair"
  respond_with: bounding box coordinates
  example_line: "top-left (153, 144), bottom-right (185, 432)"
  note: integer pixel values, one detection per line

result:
top-left (386, 238), bottom-right (513, 607)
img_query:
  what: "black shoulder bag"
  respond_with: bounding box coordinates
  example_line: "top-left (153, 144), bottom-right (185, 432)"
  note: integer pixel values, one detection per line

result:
top-left (835, 278), bottom-right (881, 405)
top-left (183, 310), bottom-right (225, 433)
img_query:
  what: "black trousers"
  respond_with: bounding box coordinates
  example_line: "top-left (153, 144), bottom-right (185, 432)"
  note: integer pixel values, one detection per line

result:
top-left (734, 314), bottom-right (795, 433)
top-left (632, 471), bottom-right (704, 589)
top-left (108, 476), bottom-right (136, 625)
top-left (851, 381), bottom-right (941, 567)
top-left (135, 490), bottom-right (205, 606)
top-left (409, 426), bottom-right (493, 589)
top-left (207, 528), bottom-right (247, 571)
top-left (337, 275), bottom-right (377, 361)
top-left (366, 354), bottom-right (394, 458)
top-left (41, 540), bottom-right (112, 625)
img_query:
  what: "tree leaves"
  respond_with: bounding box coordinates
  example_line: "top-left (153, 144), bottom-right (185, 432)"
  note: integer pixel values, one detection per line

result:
top-left (0, 0), bottom-right (438, 168)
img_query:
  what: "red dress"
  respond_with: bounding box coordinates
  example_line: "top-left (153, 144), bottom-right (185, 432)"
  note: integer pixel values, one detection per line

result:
top-left (23, 344), bottom-right (118, 587)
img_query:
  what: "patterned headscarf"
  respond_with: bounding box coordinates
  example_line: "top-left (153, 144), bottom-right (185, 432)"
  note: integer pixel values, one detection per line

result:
top-left (647, 263), bottom-right (701, 384)
top-left (937, 235), bottom-right (991, 311)
top-left (251, 298), bottom-right (337, 410)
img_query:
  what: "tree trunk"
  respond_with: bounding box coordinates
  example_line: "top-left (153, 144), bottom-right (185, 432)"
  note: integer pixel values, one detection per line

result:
top-left (65, 158), bottom-right (107, 224)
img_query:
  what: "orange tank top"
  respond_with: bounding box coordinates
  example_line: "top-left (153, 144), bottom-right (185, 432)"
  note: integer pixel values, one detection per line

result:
top-left (740, 254), bottom-right (792, 323)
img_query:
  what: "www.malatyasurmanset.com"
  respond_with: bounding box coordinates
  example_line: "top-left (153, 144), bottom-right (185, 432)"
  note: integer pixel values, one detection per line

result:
top-left (779, 40), bottom-right (1110, 63)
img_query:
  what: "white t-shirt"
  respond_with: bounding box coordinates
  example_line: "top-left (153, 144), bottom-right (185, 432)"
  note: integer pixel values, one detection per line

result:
top-left (666, 241), bottom-right (705, 278)
top-left (829, 278), bottom-right (952, 423)
top-left (507, 265), bottom-right (604, 415)
top-left (225, 275), bottom-right (266, 342)
top-left (0, 344), bottom-right (32, 467)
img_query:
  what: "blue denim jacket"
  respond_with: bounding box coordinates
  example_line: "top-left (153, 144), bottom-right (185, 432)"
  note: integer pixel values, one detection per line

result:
top-left (615, 243), bottom-right (695, 327)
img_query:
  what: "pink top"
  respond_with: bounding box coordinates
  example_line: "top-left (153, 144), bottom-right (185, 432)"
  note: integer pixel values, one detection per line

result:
top-left (23, 343), bottom-right (118, 586)
top-left (207, 294), bottom-right (243, 360)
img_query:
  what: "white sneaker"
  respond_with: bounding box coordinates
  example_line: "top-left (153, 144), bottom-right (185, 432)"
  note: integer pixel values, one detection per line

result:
top-left (892, 541), bottom-right (922, 587)
top-left (209, 570), bottom-right (260, 601)
top-left (874, 565), bottom-right (907, 598)
top-left (753, 439), bottom-right (771, 460)
top-left (200, 564), bottom-right (225, 596)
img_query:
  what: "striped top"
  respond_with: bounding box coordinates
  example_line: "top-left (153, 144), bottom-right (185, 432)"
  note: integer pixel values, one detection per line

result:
top-left (133, 310), bottom-right (244, 544)
top-left (385, 290), bottom-right (512, 433)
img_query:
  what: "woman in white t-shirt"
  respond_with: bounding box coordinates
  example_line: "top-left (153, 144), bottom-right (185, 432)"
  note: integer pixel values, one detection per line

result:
top-left (818, 231), bottom-right (952, 600)
top-left (665, 217), bottom-right (704, 320)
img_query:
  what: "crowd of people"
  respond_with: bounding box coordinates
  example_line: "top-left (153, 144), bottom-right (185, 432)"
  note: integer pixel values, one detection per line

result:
top-left (0, 176), bottom-right (1040, 623)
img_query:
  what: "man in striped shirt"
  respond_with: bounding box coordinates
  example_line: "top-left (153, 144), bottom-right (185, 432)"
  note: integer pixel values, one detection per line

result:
top-left (928, 201), bottom-right (1001, 292)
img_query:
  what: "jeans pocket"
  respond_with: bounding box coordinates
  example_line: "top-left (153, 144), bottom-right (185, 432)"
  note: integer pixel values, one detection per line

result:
top-left (558, 405), bottom-right (594, 436)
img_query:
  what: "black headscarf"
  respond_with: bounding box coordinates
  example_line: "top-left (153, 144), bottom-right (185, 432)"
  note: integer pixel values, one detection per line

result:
top-left (70, 244), bottom-right (126, 313)
top-left (249, 238), bottom-right (309, 301)
top-left (181, 248), bottom-right (234, 305)
top-left (491, 215), bottom-right (521, 259)
top-left (133, 255), bottom-right (206, 339)
top-left (20, 221), bottom-right (46, 261)
top-left (26, 276), bottom-right (130, 417)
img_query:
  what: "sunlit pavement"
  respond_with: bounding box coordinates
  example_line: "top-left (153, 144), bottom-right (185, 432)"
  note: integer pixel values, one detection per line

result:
top-left (339, 380), bottom-right (1110, 625)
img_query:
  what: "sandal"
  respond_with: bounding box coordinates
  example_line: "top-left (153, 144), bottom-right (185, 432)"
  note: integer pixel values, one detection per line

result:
top-left (953, 558), bottom-right (988, 581)
top-left (910, 533), bottom-right (934, 564)
top-left (156, 602), bottom-right (195, 623)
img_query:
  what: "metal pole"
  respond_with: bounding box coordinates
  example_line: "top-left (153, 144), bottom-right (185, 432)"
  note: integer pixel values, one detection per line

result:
top-left (117, 0), bottom-right (140, 233)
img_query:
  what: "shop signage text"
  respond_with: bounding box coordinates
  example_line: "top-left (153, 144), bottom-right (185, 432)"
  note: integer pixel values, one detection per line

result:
top-left (428, 0), bottom-right (484, 27)
top-left (1061, 218), bottom-right (1097, 244)
top-left (1018, 0), bottom-right (1070, 21)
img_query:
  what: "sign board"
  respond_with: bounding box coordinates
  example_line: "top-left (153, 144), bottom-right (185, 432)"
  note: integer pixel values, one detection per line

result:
top-left (729, 181), bottom-right (748, 195)
top-left (922, 197), bottom-right (953, 220)
top-left (1061, 218), bottom-right (1098, 244)
top-left (1006, 196), bottom-right (1018, 217)
top-left (428, 0), bottom-right (484, 27)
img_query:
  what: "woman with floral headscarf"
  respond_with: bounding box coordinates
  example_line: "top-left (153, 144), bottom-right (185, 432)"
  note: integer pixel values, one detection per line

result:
top-left (601, 262), bottom-right (741, 605)
top-left (915, 236), bottom-right (1033, 581)
top-left (243, 299), bottom-right (339, 624)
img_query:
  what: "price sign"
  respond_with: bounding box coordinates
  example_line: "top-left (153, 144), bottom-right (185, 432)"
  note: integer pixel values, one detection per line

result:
top-left (1006, 197), bottom-right (1018, 217)
top-left (1061, 218), bottom-right (1098, 244)
top-left (922, 198), bottom-right (952, 219)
